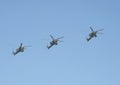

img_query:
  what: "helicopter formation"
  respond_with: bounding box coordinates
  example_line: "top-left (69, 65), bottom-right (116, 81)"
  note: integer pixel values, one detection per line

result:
top-left (13, 27), bottom-right (104, 55)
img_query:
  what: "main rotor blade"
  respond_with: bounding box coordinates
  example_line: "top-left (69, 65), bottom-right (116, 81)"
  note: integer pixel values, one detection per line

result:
top-left (24, 45), bottom-right (32, 48)
top-left (58, 40), bottom-right (64, 42)
top-left (50, 35), bottom-right (54, 40)
top-left (97, 32), bottom-right (103, 34)
top-left (20, 43), bottom-right (23, 47)
top-left (57, 36), bottom-right (64, 40)
top-left (96, 29), bottom-right (104, 32)
top-left (90, 27), bottom-right (94, 32)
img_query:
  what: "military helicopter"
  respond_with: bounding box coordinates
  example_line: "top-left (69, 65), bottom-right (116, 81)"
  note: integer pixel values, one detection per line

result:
top-left (87, 27), bottom-right (104, 41)
top-left (13, 43), bottom-right (32, 55)
top-left (47, 35), bottom-right (64, 49)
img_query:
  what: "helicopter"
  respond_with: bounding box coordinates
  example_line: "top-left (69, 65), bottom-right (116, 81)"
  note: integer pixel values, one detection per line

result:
top-left (87, 27), bottom-right (104, 41)
top-left (13, 43), bottom-right (32, 55)
top-left (47, 35), bottom-right (64, 49)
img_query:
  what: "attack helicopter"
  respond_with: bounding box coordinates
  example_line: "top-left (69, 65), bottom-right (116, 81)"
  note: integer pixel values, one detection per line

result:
top-left (87, 27), bottom-right (104, 41)
top-left (13, 43), bottom-right (32, 55)
top-left (47, 35), bottom-right (64, 49)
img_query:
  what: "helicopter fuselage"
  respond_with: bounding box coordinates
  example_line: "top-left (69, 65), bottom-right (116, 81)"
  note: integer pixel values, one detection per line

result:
top-left (50, 40), bottom-right (58, 45)
top-left (13, 47), bottom-right (25, 55)
top-left (89, 32), bottom-right (97, 37)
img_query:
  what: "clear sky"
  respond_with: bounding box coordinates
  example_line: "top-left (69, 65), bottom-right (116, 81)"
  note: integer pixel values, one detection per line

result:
top-left (0, 0), bottom-right (120, 85)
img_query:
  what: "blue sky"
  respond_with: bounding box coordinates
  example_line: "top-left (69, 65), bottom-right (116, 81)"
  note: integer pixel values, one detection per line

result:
top-left (0, 0), bottom-right (120, 85)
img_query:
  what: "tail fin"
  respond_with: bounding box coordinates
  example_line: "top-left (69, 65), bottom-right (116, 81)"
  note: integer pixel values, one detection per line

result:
top-left (47, 45), bottom-right (50, 49)
top-left (12, 51), bottom-right (16, 56)
top-left (87, 38), bottom-right (90, 42)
